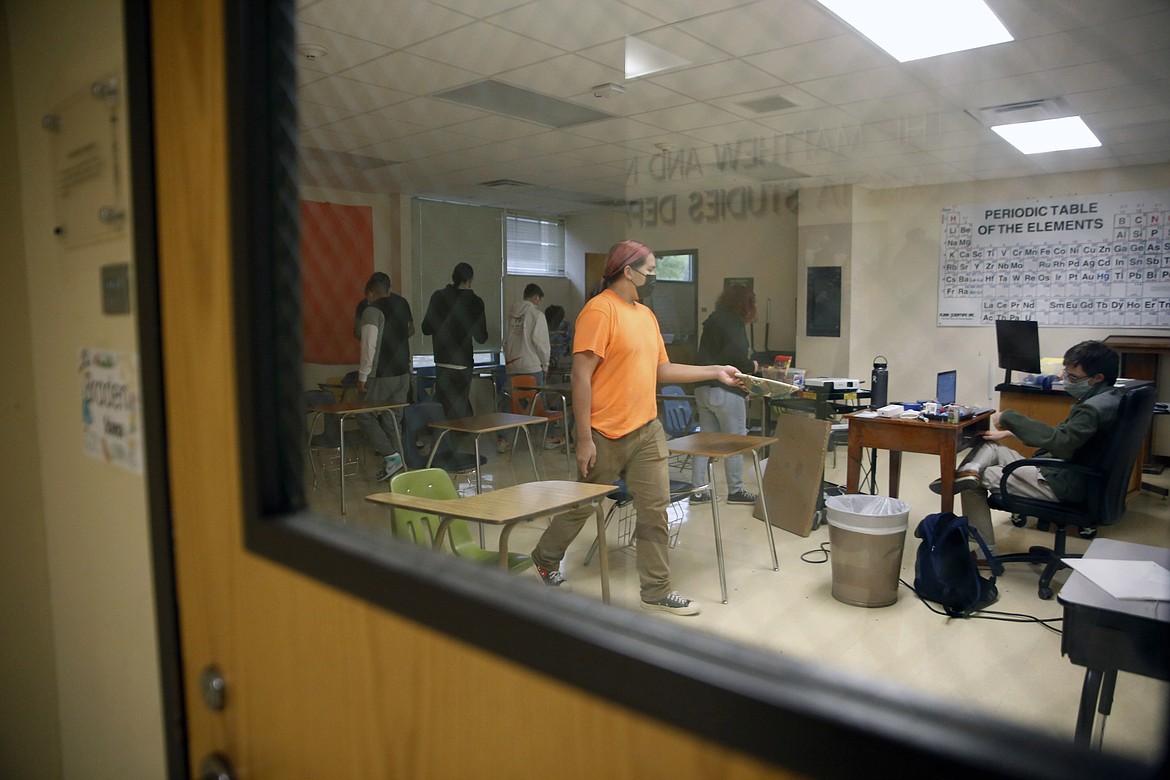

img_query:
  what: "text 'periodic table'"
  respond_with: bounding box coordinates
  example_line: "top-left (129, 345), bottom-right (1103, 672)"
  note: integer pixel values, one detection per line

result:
top-left (938, 189), bottom-right (1170, 328)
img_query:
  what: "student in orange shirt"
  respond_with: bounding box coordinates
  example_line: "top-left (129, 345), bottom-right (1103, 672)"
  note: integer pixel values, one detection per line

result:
top-left (530, 240), bottom-right (741, 616)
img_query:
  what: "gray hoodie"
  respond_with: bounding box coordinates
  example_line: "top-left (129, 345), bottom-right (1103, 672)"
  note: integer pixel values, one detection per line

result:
top-left (503, 299), bottom-right (550, 375)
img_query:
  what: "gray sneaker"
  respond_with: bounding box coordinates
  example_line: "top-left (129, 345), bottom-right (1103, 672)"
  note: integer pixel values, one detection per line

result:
top-left (376, 453), bottom-right (404, 482)
top-left (641, 591), bottom-right (701, 616)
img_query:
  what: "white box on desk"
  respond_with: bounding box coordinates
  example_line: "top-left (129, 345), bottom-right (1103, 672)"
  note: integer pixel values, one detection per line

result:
top-left (805, 377), bottom-right (861, 390)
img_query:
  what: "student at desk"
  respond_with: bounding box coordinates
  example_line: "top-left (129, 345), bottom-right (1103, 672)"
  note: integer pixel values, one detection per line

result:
top-left (929, 340), bottom-right (1121, 561)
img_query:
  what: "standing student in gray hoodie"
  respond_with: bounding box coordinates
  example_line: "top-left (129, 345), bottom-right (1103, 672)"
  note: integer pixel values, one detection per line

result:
top-left (500, 283), bottom-right (551, 451)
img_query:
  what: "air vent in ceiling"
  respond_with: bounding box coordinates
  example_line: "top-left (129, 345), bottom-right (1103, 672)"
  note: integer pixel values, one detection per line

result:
top-left (737, 95), bottom-right (798, 114)
top-left (967, 97), bottom-right (1071, 126)
top-left (479, 179), bottom-right (531, 188)
top-left (436, 80), bottom-right (614, 129)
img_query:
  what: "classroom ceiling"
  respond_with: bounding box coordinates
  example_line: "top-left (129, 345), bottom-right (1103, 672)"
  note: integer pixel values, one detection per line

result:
top-left (295, 0), bottom-right (1170, 215)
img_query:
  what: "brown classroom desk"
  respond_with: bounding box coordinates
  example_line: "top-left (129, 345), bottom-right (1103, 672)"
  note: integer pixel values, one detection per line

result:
top-left (845, 411), bottom-right (992, 514)
top-left (307, 399), bottom-right (409, 515)
top-left (366, 480), bottom-right (617, 603)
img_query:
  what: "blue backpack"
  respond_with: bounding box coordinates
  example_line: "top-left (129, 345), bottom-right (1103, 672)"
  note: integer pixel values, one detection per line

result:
top-left (913, 512), bottom-right (998, 617)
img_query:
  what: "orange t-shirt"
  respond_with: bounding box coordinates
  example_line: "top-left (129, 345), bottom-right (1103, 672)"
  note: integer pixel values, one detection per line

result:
top-left (573, 289), bottom-right (668, 439)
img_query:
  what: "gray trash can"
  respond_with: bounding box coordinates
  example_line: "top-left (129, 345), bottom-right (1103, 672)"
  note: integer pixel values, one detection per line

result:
top-left (826, 494), bottom-right (911, 607)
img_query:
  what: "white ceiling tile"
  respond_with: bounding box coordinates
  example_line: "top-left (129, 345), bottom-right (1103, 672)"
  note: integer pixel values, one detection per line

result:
top-left (291, 0), bottom-right (1170, 215)
top-left (320, 112), bottom-right (428, 141)
top-left (496, 54), bottom-right (624, 99)
top-left (620, 0), bottom-right (757, 25)
top-left (631, 101), bottom-right (745, 133)
top-left (371, 97), bottom-right (489, 129)
top-left (561, 115), bottom-right (676, 144)
top-left (797, 66), bottom-right (930, 105)
top-left (299, 76), bottom-right (412, 113)
top-left (487, 0), bottom-right (662, 49)
top-left (299, 0), bottom-right (476, 49)
top-left (295, 23), bottom-right (391, 76)
top-left (745, 34), bottom-right (890, 84)
top-left (450, 113), bottom-right (553, 143)
top-left (672, 0), bottom-right (847, 57)
top-left (645, 60), bottom-right (786, 102)
top-left (297, 101), bottom-right (360, 130)
top-left (707, 86), bottom-right (828, 120)
top-left (343, 52), bottom-right (484, 96)
top-left (406, 22), bottom-right (566, 76)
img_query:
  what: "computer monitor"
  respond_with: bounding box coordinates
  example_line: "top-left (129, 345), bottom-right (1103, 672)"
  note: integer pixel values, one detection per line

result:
top-left (936, 370), bottom-right (957, 406)
top-left (995, 319), bottom-right (1041, 386)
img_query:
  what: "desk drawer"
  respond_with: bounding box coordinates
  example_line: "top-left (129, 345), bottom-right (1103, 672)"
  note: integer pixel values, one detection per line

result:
top-left (1062, 601), bottom-right (1170, 680)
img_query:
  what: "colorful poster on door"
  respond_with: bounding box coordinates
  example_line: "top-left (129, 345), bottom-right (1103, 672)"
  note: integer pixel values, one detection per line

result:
top-left (80, 348), bottom-right (142, 473)
top-left (938, 189), bottom-right (1170, 327)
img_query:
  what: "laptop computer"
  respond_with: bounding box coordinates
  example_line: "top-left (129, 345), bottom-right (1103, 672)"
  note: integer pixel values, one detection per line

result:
top-left (936, 370), bottom-right (957, 406)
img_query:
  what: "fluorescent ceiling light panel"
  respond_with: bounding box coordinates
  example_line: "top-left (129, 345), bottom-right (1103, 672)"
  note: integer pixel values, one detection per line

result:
top-left (815, 0), bottom-right (1012, 62)
top-left (625, 36), bottom-right (690, 79)
top-left (991, 116), bottom-right (1102, 155)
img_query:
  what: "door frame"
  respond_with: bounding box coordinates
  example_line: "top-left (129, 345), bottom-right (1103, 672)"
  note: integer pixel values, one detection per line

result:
top-left (141, 0), bottom-right (1155, 778)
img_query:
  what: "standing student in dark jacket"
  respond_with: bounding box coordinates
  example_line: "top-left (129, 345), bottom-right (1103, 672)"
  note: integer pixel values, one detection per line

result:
top-left (421, 262), bottom-right (488, 420)
top-left (355, 272), bottom-right (413, 481)
top-left (690, 284), bottom-right (758, 505)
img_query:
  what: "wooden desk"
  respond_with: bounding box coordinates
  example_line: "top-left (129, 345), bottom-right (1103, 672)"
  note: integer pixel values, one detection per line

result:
top-left (428, 412), bottom-right (545, 494)
top-left (996, 383), bottom-right (1072, 457)
top-left (1057, 539), bottom-right (1170, 749)
top-left (666, 432), bottom-right (779, 603)
top-left (307, 399), bottom-right (410, 515)
top-left (845, 411), bottom-right (992, 514)
top-left (366, 481), bottom-right (617, 603)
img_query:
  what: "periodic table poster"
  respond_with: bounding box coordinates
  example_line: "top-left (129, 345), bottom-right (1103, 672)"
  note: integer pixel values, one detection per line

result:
top-left (938, 189), bottom-right (1170, 327)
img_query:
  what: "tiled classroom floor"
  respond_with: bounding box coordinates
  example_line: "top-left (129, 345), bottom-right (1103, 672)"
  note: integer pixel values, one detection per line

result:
top-left (309, 426), bottom-right (1170, 767)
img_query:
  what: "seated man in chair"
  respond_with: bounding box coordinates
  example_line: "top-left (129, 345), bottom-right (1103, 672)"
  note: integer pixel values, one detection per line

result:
top-left (929, 340), bottom-right (1121, 561)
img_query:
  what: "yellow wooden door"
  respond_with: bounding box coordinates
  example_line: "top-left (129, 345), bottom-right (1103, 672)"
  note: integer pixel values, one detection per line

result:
top-left (150, 1), bottom-right (795, 777)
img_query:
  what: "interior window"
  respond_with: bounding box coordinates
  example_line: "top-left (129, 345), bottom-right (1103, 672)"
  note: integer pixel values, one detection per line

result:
top-left (251, 0), bottom-right (1170, 773)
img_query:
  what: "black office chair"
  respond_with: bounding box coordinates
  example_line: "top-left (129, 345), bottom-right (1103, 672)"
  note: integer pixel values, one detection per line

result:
top-left (989, 384), bottom-right (1156, 600)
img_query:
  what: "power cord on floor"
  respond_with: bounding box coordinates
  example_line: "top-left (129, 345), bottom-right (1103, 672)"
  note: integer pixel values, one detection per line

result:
top-left (800, 541), bottom-right (831, 564)
top-left (899, 578), bottom-right (1063, 635)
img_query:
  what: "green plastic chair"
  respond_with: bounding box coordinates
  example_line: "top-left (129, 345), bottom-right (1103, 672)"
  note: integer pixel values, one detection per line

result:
top-left (389, 468), bottom-right (533, 573)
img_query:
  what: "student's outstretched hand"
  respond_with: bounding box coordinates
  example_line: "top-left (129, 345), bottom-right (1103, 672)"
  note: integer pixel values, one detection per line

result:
top-left (980, 428), bottom-right (1015, 442)
top-left (715, 365), bottom-right (742, 387)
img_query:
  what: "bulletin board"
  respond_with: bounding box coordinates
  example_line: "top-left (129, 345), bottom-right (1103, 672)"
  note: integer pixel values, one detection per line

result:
top-left (937, 189), bottom-right (1170, 328)
top-left (300, 200), bottom-right (374, 364)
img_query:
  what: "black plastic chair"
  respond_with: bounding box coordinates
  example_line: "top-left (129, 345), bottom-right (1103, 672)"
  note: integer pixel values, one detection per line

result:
top-left (990, 384), bottom-right (1156, 599)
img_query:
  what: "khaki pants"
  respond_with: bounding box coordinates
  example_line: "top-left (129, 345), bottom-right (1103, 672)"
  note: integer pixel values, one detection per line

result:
top-left (532, 419), bottom-right (672, 601)
top-left (957, 441), bottom-right (1057, 550)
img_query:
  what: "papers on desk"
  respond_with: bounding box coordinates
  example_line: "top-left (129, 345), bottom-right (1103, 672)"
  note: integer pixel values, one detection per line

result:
top-left (1063, 558), bottom-right (1170, 601)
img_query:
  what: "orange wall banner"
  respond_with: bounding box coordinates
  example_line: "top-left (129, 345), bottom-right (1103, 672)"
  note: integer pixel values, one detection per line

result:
top-left (300, 200), bottom-right (374, 364)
